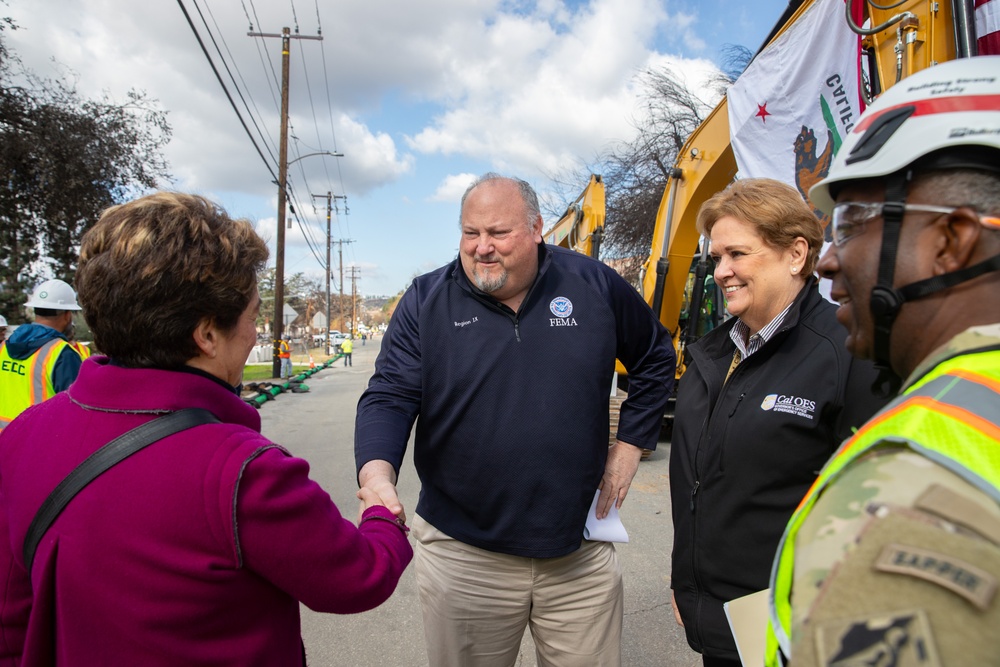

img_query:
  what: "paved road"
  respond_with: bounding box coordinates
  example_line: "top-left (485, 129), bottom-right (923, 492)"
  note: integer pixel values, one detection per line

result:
top-left (257, 337), bottom-right (699, 667)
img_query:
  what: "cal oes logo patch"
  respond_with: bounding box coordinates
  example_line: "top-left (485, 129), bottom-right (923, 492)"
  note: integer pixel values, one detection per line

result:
top-left (550, 297), bottom-right (573, 318)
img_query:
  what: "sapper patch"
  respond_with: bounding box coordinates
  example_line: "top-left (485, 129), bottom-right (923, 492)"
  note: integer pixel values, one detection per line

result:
top-left (875, 543), bottom-right (998, 610)
top-left (815, 609), bottom-right (941, 666)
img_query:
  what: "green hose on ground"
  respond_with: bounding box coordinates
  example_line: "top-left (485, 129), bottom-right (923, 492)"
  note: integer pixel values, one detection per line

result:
top-left (243, 354), bottom-right (341, 408)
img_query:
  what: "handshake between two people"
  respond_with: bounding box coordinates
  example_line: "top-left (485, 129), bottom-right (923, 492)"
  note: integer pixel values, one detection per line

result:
top-left (357, 459), bottom-right (406, 524)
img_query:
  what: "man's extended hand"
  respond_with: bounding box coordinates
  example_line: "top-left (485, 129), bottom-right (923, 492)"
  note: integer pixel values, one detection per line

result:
top-left (595, 440), bottom-right (643, 519)
top-left (357, 459), bottom-right (406, 524)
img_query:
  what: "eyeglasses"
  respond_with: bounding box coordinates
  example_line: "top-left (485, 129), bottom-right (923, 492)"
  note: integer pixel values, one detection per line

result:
top-left (829, 202), bottom-right (958, 246)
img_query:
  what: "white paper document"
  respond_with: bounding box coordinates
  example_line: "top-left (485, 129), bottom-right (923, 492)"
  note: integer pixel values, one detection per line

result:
top-left (583, 489), bottom-right (629, 543)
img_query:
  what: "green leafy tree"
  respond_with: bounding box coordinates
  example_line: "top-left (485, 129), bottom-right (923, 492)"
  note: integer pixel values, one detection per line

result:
top-left (0, 23), bottom-right (171, 321)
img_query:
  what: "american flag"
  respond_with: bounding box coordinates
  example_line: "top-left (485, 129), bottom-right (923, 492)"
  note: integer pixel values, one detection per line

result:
top-left (977, 0), bottom-right (1000, 55)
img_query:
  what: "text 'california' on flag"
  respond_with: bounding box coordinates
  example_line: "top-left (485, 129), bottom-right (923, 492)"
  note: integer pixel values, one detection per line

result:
top-left (977, 0), bottom-right (999, 55)
top-left (727, 0), bottom-right (862, 222)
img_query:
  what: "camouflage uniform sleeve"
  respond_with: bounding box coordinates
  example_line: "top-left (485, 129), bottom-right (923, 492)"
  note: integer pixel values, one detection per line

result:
top-left (789, 449), bottom-right (1000, 666)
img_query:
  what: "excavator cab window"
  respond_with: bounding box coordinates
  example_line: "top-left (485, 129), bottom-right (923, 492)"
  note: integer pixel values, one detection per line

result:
top-left (679, 252), bottom-right (723, 350)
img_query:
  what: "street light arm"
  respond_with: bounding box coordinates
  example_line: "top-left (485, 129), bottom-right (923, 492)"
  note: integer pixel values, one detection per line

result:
top-left (287, 150), bottom-right (344, 167)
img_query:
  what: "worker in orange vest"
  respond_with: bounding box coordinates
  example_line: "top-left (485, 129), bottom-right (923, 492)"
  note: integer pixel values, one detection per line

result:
top-left (278, 337), bottom-right (292, 379)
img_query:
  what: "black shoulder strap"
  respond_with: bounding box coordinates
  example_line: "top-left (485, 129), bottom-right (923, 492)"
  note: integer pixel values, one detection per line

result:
top-left (23, 408), bottom-right (219, 570)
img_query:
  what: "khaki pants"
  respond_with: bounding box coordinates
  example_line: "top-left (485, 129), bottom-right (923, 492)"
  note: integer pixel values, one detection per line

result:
top-left (412, 514), bottom-right (623, 667)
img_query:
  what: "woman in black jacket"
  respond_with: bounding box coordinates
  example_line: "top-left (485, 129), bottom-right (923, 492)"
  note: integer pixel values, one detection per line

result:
top-left (668, 178), bottom-right (886, 666)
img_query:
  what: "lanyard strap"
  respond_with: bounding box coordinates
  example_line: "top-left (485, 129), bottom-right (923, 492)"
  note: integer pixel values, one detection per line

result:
top-left (23, 408), bottom-right (219, 571)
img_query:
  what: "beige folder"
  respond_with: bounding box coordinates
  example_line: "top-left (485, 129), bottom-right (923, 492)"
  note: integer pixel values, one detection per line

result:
top-left (723, 588), bottom-right (769, 667)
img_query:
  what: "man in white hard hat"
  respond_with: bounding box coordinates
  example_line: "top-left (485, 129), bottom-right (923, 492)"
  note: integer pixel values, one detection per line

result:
top-left (764, 56), bottom-right (1000, 666)
top-left (0, 279), bottom-right (86, 431)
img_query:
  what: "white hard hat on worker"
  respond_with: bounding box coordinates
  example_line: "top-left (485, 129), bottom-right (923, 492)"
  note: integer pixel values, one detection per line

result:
top-left (810, 56), bottom-right (1000, 214)
top-left (810, 56), bottom-right (1000, 379)
top-left (24, 279), bottom-right (82, 311)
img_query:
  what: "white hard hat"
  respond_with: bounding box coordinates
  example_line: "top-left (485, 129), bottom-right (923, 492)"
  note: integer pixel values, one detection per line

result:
top-left (810, 55), bottom-right (1000, 214)
top-left (0, 315), bottom-right (7, 327)
top-left (24, 279), bottom-right (82, 311)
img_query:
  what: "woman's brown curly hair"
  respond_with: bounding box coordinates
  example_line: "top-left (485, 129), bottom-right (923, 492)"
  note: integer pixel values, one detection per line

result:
top-left (76, 192), bottom-right (269, 368)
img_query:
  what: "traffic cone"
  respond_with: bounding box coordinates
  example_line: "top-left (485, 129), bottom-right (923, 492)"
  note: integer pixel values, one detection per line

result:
top-left (309, 355), bottom-right (316, 369)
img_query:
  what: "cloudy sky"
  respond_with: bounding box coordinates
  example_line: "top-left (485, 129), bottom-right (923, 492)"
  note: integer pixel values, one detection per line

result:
top-left (5, 0), bottom-right (790, 297)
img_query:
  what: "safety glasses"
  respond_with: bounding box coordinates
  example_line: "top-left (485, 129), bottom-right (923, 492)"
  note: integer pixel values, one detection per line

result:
top-left (830, 202), bottom-right (957, 246)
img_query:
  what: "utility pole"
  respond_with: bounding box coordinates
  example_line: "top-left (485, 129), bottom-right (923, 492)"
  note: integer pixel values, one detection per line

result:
top-left (249, 26), bottom-right (322, 378)
top-left (331, 239), bottom-right (354, 331)
top-left (311, 192), bottom-right (348, 356)
top-left (349, 266), bottom-right (361, 335)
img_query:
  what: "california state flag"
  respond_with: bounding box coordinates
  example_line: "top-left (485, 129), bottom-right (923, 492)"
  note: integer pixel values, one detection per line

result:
top-left (727, 0), bottom-right (862, 220)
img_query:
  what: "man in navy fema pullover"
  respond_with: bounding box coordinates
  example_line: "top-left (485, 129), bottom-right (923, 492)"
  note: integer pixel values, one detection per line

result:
top-left (355, 173), bottom-right (675, 667)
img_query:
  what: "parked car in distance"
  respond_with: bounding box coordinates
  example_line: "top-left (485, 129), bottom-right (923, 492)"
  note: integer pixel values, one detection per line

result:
top-left (331, 331), bottom-right (353, 353)
top-left (310, 331), bottom-right (349, 351)
top-left (310, 329), bottom-right (341, 341)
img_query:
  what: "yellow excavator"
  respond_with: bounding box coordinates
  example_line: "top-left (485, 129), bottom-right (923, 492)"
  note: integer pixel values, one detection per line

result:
top-left (544, 174), bottom-right (606, 260)
top-left (549, 0), bottom-right (971, 386)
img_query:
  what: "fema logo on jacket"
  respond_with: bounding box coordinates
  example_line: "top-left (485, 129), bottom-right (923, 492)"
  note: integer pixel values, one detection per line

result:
top-left (549, 297), bottom-right (577, 327)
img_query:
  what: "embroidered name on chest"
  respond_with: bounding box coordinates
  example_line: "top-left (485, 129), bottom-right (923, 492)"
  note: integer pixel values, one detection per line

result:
top-left (759, 393), bottom-right (817, 420)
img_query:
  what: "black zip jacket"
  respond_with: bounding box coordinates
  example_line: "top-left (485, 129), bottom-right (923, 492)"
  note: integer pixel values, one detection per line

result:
top-left (355, 243), bottom-right (676, 558)
top-left (669, 279), bottom-right (887, 660)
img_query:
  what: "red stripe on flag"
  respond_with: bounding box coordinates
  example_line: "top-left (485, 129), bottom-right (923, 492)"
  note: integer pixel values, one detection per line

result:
top-left (982, 32), bottom-right (1000, 55)
top-left (975, 0), bottom-right (991, 8)
top-left (854, 95), bottom-right (1000, 133)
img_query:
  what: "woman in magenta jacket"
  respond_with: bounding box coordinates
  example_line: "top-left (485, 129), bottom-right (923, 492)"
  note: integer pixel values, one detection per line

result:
top-left (0, 192), bottom-right (412, 666)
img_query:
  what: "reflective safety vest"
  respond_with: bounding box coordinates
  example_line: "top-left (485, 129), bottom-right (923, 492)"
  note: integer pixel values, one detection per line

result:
top-left (765, 349), bottom-right (1000, 666)
top-left (70, 341), bottom-right (93, 360)
top-left (0, 338), bottom-right (75, 431)
top-left (278, 340), bottom-right (291, 359)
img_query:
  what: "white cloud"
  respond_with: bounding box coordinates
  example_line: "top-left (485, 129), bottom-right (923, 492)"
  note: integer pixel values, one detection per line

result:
top-left (667, 11), bottom-right (708, 53)
top-left (404, 0), bottom-right (721, 176)
top-left (430, 174), bottom-right (479, 203)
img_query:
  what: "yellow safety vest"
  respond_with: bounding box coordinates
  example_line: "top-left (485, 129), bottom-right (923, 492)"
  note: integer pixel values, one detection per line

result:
top-left (70, 341), bottom-right (93, 360)
top-left (765, 348), bottom-right (1000, 666)
top-left (0, 338), bottom-right (75, 431)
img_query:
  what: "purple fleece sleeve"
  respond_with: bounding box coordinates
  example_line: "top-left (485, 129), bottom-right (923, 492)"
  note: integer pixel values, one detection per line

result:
top-left (233, 446), bottom-right (413, 614)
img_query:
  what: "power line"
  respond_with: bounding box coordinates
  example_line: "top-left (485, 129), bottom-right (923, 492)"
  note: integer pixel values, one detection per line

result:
top-left (183, 0), bottom-right (318, 268)
top-left (244, 0), bottom-right (283, 115)
top-left (289, 0), bottom-right (300, 34)
top-left (183, 0), bottom-right (345, 280)
top-left (175, 0), bottom-right (279, 184)
top-left (316, 22), bottom-right (349, 215)
top-left (191, 0), bottom-right (279, 169)
top-left (298, 43), bottom-right (336, 193)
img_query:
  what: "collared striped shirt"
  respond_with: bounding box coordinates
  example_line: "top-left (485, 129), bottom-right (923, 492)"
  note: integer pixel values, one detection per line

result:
top-left (729, 301), bottom-right (794, 362)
